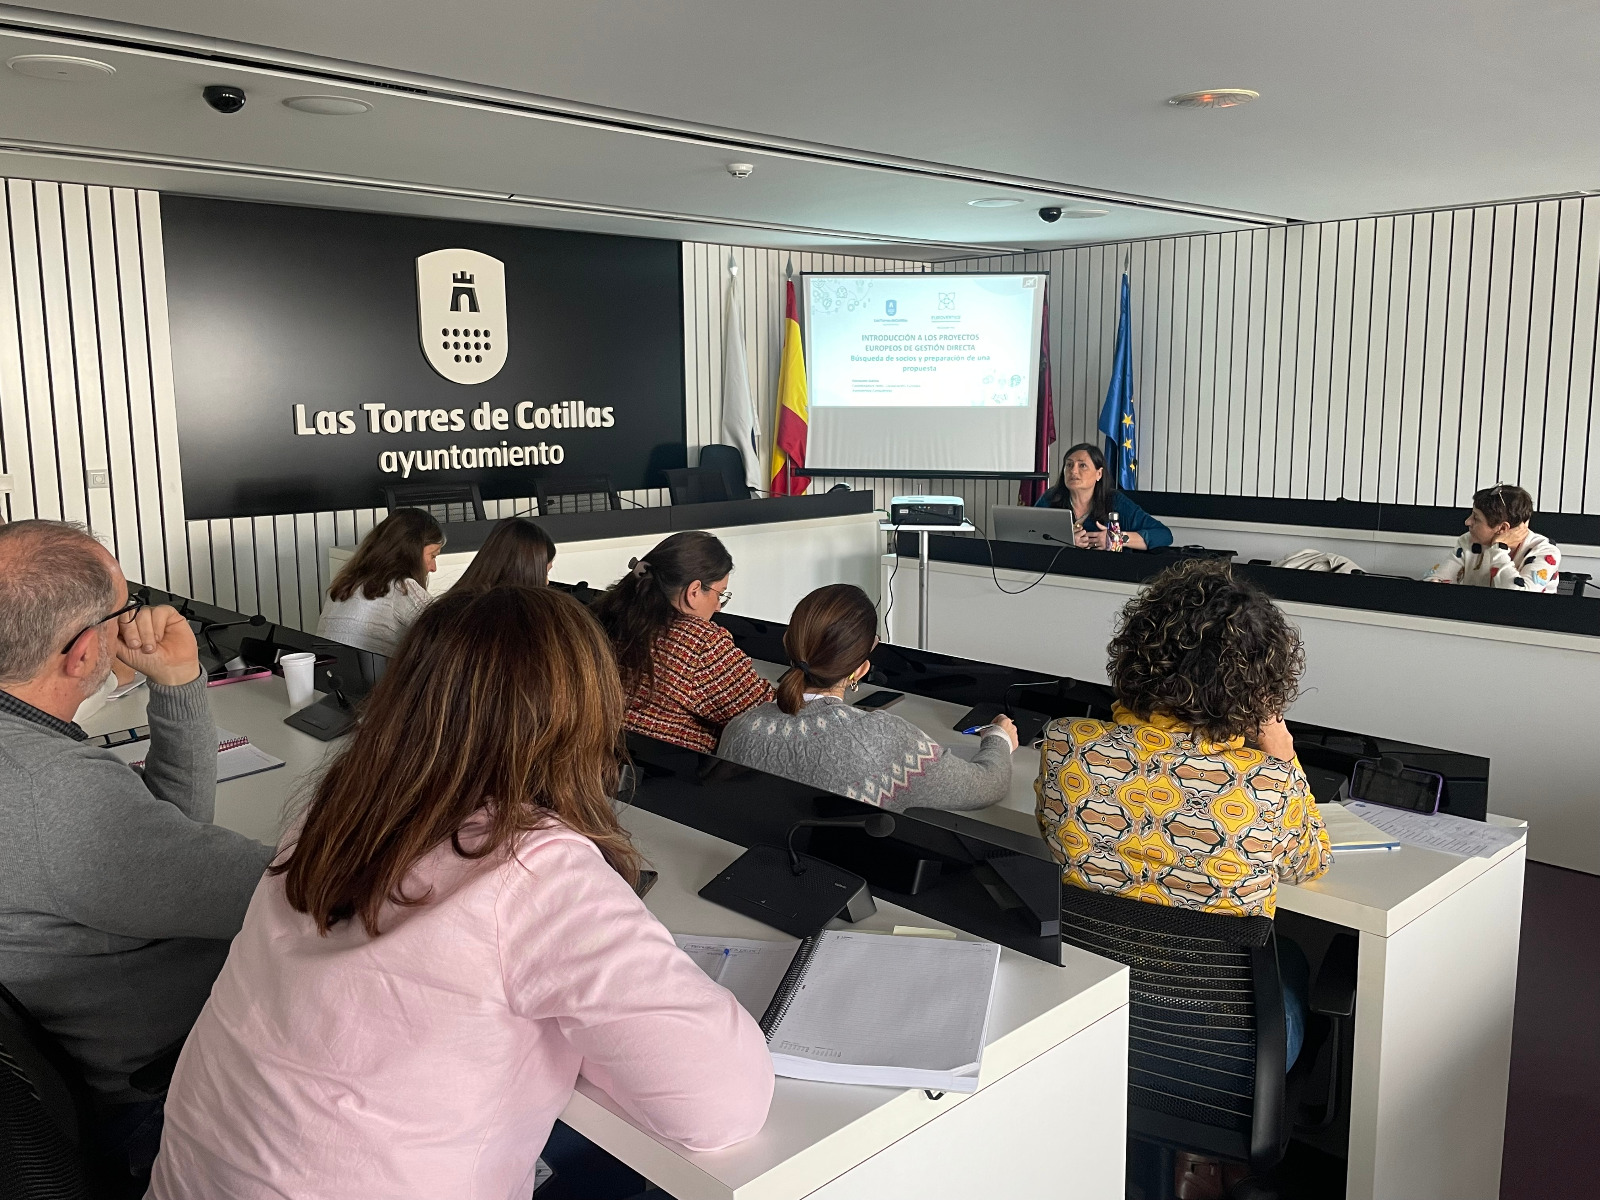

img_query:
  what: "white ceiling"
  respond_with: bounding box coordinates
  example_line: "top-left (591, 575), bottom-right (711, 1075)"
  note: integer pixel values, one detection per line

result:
top-left (0, 1), bottom-right (1596, 257)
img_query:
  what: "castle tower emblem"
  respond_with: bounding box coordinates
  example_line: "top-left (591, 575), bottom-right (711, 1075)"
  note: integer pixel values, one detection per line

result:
top-left (416, 249), bottom-right (507, 385)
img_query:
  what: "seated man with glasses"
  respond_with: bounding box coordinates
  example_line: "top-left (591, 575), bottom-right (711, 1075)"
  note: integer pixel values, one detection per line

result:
top-left (0, 521), bottom-right (274, 1183)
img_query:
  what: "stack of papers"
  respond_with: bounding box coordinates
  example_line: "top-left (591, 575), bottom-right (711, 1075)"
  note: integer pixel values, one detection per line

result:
top-left (1320, 802), bottom-right (1401, 852)
top-left (1343, 800), bottom-right (1525, 859)
top-left (676, 929), bottom-right (1001, 1093)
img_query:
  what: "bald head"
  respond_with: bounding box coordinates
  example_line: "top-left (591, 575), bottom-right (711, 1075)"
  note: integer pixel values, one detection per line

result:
top-left (0, 521), bottom-right (119, 685)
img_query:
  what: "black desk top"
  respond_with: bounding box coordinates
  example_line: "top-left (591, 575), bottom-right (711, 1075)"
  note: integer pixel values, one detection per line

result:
top-left (432, 489), bottom-right (875, 553)
top-left (713, 611), bottom-right (1491, 822)
top-left (896, 532), bottom-right (1600, 639)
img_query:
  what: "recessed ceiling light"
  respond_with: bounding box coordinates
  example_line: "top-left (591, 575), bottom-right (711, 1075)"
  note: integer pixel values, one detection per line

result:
top-left (1060, 208), bottom-right (1110, 219)
top-left (282, 95), bottom-right (372, 116)
top-left (968, 197), bottom-right (1022, 208)
top-left (6, 54), bottom-right (116, 82)
top-left (1167, 89), bottom-right (1259, 109)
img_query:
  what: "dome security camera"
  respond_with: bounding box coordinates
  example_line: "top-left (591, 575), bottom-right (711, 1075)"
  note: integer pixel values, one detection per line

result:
top-left (1038, 206), bottom-right (1063, 223)
top-left (202, 84), bottom-right (247, 114)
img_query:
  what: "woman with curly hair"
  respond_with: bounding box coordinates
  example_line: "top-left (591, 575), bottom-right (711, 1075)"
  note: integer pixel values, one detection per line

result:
top-left (1035, 557), bottom-right (1330, 1082)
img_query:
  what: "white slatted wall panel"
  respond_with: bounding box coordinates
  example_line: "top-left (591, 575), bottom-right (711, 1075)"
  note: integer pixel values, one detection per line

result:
top-left (950, 198), bottom-right (1600, 517)
top-left (12, 176), bottom-right (1597, 636)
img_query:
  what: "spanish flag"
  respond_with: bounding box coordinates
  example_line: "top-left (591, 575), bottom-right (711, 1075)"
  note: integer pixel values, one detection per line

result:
top-left (769, 279), bottom-right (810, 495)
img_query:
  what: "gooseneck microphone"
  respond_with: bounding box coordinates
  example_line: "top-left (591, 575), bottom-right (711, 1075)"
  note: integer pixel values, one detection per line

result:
top-left (199, 613), bottom-right (266, 660)
top-left (786, 813), bottom-right (896, 875)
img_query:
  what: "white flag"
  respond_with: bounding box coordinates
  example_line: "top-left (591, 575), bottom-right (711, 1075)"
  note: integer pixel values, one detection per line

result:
top-left (719, 261), bottom-right (763, 492)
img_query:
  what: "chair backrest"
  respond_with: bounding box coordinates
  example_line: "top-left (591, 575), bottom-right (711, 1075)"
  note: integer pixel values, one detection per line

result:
top-left (697, 444), bottom-right (753, 500)
top-left (383, 483), bottom-right (486, 524)
top-left (665, 468), bottom-right (731, 506)
top-left (1558, 570), bottom-right (1590, 597)
top-left (1058, 886), bottom-right (1289, 1171)
top-left (0, 982), bottom-right (92, 1199)
top-left (535, 475), bottom-right (619, 516)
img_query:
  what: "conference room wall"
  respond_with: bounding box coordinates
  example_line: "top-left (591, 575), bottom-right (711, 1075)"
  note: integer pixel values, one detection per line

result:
top-left (0, 175), bottom-right (934, 630)
top-left (940, 196), bottom-right (1600, 525)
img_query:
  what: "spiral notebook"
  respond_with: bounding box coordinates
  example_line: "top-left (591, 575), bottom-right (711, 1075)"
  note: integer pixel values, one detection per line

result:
top-left (106, 726), bottom-right (285, 784)
top-left (676, 929), bottom-right (1002, 1093)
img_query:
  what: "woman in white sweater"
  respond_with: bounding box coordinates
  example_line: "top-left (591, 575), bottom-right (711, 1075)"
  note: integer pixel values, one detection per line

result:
top-left (1425, 483), bottom-right (1561, 593)
top-left (316, 509), bottom-right (445, 654)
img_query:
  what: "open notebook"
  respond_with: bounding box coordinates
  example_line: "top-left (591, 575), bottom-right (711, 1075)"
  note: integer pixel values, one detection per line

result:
top-left (675, 929), bottom-right (1002, 1093)
top-left (106, 726), bottom-right (285, 784)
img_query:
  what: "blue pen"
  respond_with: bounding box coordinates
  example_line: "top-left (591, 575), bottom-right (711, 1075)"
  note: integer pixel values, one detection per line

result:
top-left (715, 946), bottom-right (732, 982)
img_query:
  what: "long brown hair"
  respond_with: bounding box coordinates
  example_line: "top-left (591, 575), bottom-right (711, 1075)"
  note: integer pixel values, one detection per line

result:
top-left (327, 508), bottom-right (444, 602)
top-left (591, 530), bottom-right (733, 696)
top-left (1042, 442), bottom-right (1116, 524)
top-left (272, 586), bottom-right (639, 936)
top-left (453, 518), bottom-right (556, 592)
top-left (776, 584), bottom-right (878, 715)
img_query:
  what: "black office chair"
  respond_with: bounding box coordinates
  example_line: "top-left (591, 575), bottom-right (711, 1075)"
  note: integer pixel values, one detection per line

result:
top-left (1558, 570), bottom-right (1590, 598)
top-left (383, 483), bottom-right (486, 524)
top-left (0, 980), bottom-right (92, 1199)
top-left (664, 468), bottom-right (731, 506)
top-left (0, 980), bottom-right (180, 1200)
top-left (535, 475), bottom-right (620, 516)
top-left (697, 444), bottom-right (753, 500)
top-left (1059, 887), bottom-right (1351, 1199)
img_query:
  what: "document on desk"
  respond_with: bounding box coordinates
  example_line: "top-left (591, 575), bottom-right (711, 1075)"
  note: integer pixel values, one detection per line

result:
top-left (1320, 803), bottom-right (1401, 852)
top-left (673, 935), bottom-right (801, 1019)
top-left (677, 929), bottom-right (1001, 1092)
top-left (1344, 800), bottom-right (1525, 859)
top-left (107, 726), bottom-right (286, 784)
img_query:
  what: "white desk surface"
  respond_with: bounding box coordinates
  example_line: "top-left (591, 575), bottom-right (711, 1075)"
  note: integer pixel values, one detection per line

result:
top-left (747, 661), bottom-right (1527, 940)
top-left (86, 675), bottom-right (1128, 1200)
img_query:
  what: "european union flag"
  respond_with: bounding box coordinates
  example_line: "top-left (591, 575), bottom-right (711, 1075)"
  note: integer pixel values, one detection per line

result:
top-left (1097, 272), bottom-right (1137, 491)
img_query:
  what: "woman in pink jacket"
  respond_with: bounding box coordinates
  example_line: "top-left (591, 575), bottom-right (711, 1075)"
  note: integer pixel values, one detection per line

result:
top-left (149, 586), bottom-right (774, 1200)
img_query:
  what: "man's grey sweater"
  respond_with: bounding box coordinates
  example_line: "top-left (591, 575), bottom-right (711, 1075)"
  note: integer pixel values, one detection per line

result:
top-left (0, 676), bottom-right (274, 1103)
top-left (717, 696), bottom-right (1013, 812)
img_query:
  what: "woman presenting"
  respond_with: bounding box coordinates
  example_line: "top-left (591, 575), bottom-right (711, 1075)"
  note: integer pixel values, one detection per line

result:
top-left (1035, 443), bottom-right (1172, 550)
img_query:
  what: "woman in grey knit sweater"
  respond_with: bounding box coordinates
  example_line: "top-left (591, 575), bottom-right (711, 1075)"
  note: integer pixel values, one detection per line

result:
top-left (716, 584), bottom-right (1017, 812)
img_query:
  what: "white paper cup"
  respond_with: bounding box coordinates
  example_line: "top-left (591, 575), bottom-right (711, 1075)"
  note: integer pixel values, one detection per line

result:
top-left (281, 652), bottom-right (317, 709)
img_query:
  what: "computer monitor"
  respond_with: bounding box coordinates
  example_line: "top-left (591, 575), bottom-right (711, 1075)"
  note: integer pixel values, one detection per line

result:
top-left (991, 504), bottom-right (1080, 548)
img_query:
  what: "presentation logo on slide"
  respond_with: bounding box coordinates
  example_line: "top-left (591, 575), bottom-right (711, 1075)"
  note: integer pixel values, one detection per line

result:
top-left (417, 249), bottom-right (509, 385)
top-left (885, 299), bottom-right (897, 316)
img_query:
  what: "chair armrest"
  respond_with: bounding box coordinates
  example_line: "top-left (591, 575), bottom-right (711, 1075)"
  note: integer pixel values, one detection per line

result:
top-left (129, 1039), bottom-right (186, 1096)
top-left (1309, 932), bottom-right (1358, 1019)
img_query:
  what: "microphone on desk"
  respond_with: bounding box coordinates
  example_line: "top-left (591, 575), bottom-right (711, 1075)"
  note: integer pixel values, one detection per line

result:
top-left (200, 613), bottom-right (266, 662)
top-left (786, 814), bottom-right (895, 876)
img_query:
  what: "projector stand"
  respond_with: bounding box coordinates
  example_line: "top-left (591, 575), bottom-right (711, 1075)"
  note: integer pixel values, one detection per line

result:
top-left (881, 521), bottom-right (976, 649)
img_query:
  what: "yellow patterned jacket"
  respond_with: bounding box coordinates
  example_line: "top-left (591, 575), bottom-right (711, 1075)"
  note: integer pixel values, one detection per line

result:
top-left (1035, 705), bottom-right (1332, 918)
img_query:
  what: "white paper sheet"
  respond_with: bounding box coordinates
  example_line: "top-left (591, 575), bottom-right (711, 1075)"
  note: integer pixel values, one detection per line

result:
top-left (1344, 801), bottom-right (1525, 859)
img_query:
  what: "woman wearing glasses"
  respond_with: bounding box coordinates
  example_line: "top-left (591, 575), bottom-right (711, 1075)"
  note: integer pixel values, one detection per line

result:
top-left (591, 531), bottom-right (772, 754)
top-left (1424, 483), bottom-right (1562, 593)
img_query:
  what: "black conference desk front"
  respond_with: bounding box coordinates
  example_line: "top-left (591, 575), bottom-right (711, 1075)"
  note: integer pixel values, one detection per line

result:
top-left (429, 487), bottom-right (875, 553)
top-left (715, 611), bottom-right (1493, 823)
top-left (897, 530), bottom-right (1600, 639)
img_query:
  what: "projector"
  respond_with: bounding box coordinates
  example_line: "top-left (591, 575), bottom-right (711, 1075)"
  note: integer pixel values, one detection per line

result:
top-left (889, 495), bottom-right (965, 526)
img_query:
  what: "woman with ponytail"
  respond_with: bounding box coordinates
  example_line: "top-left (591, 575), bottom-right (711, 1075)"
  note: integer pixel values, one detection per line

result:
top-left (591, 530), bottom-right (772, 753)
top-left (717, 584), bottom-right (1017, 812)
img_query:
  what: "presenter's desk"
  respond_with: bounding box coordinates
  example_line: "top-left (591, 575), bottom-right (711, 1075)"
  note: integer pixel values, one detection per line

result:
top-left (883, 537), bottom-right (1595, 878)
top-left (740, 657), bottom-right (1524, 1200)
top-left (82, 676), bottom-right (1131, 1200)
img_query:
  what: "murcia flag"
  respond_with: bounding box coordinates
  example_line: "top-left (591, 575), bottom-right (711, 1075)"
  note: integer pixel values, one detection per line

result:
top-left (769, 279), bottom-right (810, 495)
top-left (417, 249), bottom-right (508, 385)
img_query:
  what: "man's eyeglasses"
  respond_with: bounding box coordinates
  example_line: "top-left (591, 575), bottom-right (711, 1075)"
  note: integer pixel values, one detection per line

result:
top-left (61, 597), bottom-right (145, 655)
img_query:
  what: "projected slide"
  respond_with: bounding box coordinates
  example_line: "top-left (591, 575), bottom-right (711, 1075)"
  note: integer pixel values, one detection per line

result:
top-left (806, 275), bottom-right (1042, 408)
top-left (803, 273), bottom-right (1046, 475)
